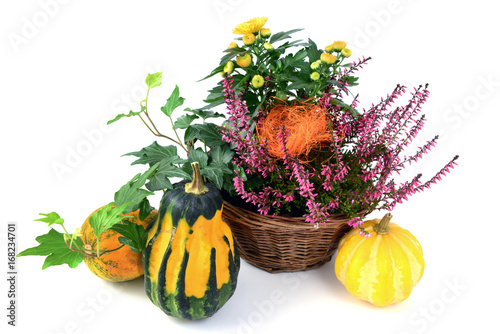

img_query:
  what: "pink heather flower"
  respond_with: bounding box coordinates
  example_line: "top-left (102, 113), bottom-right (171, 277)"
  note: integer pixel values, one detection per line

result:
top-left (217, 58), bottom-right (458, 231)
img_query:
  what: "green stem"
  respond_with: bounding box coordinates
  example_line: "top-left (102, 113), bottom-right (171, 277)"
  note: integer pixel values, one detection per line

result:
top-left (185, 162), bottom-right (209, 195)
top-left (64, 239), bottom-right (125, 258)
top-left (168, 115), bottom-right (188, 153)
top-left (373, 213), bottom-right (393, 235)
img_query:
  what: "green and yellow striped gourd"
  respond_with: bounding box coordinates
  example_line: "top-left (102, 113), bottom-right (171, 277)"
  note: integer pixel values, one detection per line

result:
top-left (143, 162), bottom-right (240, 319)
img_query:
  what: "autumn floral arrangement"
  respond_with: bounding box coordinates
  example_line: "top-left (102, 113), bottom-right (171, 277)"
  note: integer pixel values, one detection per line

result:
top-left (201, 17), bottom-right (458, 234)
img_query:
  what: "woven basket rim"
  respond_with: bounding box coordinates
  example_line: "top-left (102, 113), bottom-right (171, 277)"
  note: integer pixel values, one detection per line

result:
top-left (223, 200), bottom-right (367, 230)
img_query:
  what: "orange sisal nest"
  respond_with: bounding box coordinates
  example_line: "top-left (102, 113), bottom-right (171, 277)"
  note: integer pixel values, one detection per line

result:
top-left (257, 102), bottom-right (333, 161)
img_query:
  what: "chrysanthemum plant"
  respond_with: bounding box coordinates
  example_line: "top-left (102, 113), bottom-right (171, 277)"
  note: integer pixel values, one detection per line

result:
top-left (201, 17), bottom-right (458, 234)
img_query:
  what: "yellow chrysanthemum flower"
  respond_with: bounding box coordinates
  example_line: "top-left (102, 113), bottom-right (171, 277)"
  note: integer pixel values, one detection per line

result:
top-left (224, 61), bottom-right (235, 74)
top-left (320, 52), bottom-right (337, 65)
top-left (233, 17), bottom-right (268, 35)
top-left (310, 72), bottom-right (320, 81)
top-left (243, 33), bottom-right (256, 46)
top-left (310, 60), bottom-right (321, 70)
top-left (263, 42), bottom-right (274, 50)
top-left (236, 53), bottom-right (252, 67)
top-left (332, 41), bottom-right (347, 52)
top-left (341, 48), bottom-right (352, 58)
top-left (252, 75), bottom-right (265, 88)
top-left (324, 44), bottom-right (335, 53)
top-left (260, 28), bottom-right (271, 38)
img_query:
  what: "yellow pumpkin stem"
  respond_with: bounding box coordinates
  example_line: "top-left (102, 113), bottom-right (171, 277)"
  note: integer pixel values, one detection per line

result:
top-left (185, 162), bottom-right (209, 196)
top-left (373, 213), bottom-right (393, 235)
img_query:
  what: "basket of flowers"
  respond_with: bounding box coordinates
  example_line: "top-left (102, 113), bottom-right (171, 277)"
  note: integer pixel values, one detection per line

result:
top-left (200, 17), bottom-right (458, 273)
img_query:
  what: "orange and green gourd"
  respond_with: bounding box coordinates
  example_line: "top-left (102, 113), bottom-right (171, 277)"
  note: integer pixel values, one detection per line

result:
top-left (142, 162), bottom-right (240, 319)
top-left (335, 213), bottom-right (425, 306)
top-left (80, 206), bottom-right (157, 282)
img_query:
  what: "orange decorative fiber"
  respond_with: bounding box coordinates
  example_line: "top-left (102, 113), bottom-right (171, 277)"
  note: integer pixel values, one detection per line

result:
top-left (258, 102), bottom-right (333, 160)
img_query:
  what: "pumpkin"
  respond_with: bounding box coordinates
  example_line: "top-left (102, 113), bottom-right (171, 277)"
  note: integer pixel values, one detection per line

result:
top-left (143, 162), bottom-right (240, 320)
top-left (81, 206), bottom-right (157, 282)
top-left (335, 213), bottom-right (425, 306)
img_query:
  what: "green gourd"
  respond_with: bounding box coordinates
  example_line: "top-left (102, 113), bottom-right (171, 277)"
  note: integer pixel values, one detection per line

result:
top-left (142, 162), bottom-right (240, 319)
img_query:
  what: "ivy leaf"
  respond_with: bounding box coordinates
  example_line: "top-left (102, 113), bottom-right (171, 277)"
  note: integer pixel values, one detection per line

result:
top-left (145, 72), bottom-right (163, 89)
top-left (138, 198), bottom-right (154, 221)
top-left (89, 202), bottom-right (133, 239)
top-left (17, 229), bottom-right (84, 269)
top-left (161, 85), bottom-right (185, 117)
top-left (189, 123), bottom-right (223, 147)
top-left (122, 141), bottom-right (184, 166)
top-left (146, 160), bottom-right (192, 191)
top-left (209, 145), bottom-right (233, 165)
top-left (34, 212), bottom-right (64, 227)
top-left (200, 165), bottom-right (228, 189)
top-left (109, 220), bottom-right (148, 253)
top-left (188, 148), bottom-right (209, 168)
top-left (174, 114), bottom-right (199, 129)
top-left (107, 109), bottom-right (143, 125)
top-left (114, 162), bottom-right (159, 213)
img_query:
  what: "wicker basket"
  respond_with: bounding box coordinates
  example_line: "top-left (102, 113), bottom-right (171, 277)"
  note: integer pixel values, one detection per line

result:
top-left (222, 200), bottom-right (366, 273)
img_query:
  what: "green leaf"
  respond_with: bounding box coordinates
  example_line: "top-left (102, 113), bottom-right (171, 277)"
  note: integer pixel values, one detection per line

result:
top-left (34, 212), bottom-right (64, 227)
top-left (269, 28), bottom-right (303, 44)
top-left (145, 72), bottom-right (163, 89)
top-left (109, 220), bottom-right (148, 253)
top-left (306, 38), bottom-right (320, 62)
top-left (189, 123), bottom-right (223, 146)
top-left (188, 148), bottom-right (209, 168)
top-left (114, 162), bottom-right (159, 213)
top-left (89, 202), bottom-right (133, 239)
top-left (17, 229), bottom-right (83, 269)
top-left (107, 109), bottom-right (143, 125)
top-left (138, 198), bottom-right (154, 221)
top-left (122, 141), bottom-right (183, 166)
top-left (200, 166), bottom-right (225, 189)
top-left (203, 85), bottom-right (224, 102)
top-left (184, 125), bottom-right (198, 144)
top-left (185, 108), bottom-right (225, 121)
top-left (331, 98), bottom-right (360, 118)
top-left (209, 145), bottom-right (233, 165)
top-left (160, 85), bottom-right (185, 117)
top-left (146, 160), bottom-right (191, 191)
top-left (174, 114), bottom-right (199, 129)
top-left (219, 47), bottom-right (248, 66)
top-left (199, 63), bottom-right (225, 82)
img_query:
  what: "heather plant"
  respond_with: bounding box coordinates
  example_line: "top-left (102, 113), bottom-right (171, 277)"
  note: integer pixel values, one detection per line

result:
top-left (204, 17), bottom-right (458, 234)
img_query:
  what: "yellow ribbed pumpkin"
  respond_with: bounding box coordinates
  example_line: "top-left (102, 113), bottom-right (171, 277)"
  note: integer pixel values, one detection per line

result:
top-left (335, 213), bottom-right (425, 306)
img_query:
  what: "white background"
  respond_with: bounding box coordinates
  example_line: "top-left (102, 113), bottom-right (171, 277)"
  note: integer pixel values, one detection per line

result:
top-left (1, 0), bottom-right (499, 333)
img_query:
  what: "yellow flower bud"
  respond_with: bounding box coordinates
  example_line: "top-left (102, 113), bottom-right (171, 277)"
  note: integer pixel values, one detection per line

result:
top-left (236, 53), bottom-right (252, 67)
top-left (224, 61), bottom-right (235, 75)
top-left (331, 41), bottom-right (347, 52)
top-left (243, 33), bottom-right (256, 46)
top-left (310, 72), bottom-right (320, 81)
top-left (263, 42), bottom-right (274, 50)
top-left (310, 60), bottom-right (321, 70)
top-left (226, 42), bottom-right (238, 54)
top-left (251, 75), bottom-right (265, 88)
top-left (324, 44), bottom-right (335, 53)
top-left (260, 28), bottom-right (271, 38)
top-left (341, 48), bottom-right (352, 58)
top-left (320, 52), bottom-right (337, 65)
